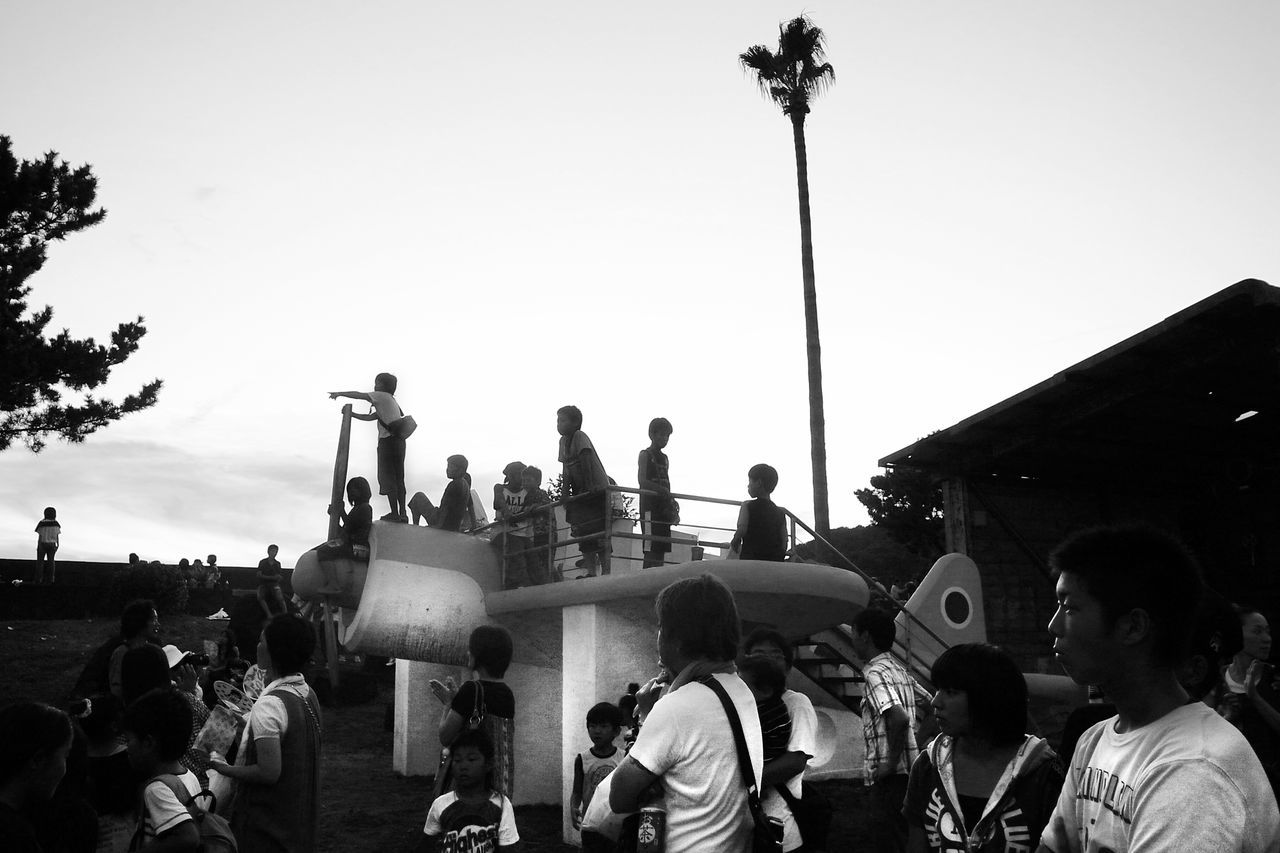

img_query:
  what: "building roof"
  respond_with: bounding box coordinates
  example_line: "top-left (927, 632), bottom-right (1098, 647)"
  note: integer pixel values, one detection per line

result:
top-left (879, 279), bottom-right (1280, 486)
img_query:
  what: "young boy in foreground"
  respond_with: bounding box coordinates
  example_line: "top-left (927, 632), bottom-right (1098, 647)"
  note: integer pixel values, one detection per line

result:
top-left (421, 728), bottom-right (519, 852)
top-left (1037, 525), bottom-right (1280, 852)
top-left (122, 688), bottom-right (201, 852)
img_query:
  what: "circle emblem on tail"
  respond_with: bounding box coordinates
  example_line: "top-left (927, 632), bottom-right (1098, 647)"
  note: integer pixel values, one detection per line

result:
top-left (941, 587), bottom-right (972, 629)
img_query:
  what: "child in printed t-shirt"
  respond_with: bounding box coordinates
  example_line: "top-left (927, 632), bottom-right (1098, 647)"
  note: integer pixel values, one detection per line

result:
top-left (430, 626), bottom-right (517, 800)
top-left (557, 405), bottom-right (610, 577)
top-left (256, 544), bottom-right (287, 618)
top-left (421, 728), bottom-right (519, 853)
top-left (34, 506), bottom-right (61, 584)
top-left (571, 702), bottom-right (624, 853)
top-left (520, 466), bottom-right (556, 585)
top-left (120, 688), bottom-right (202, 852)
top-left (739, 654), bottom-right (793, 763)
top-left (637, 418), bottom-right (675, 569)
top-left (493, 461), bottom-right (531, 588)
top-left (729, 463), bottom-right (787, 562)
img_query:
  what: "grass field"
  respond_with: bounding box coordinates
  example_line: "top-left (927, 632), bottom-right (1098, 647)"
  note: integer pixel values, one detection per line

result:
top-left (1, 613), bottom-right (873, 852)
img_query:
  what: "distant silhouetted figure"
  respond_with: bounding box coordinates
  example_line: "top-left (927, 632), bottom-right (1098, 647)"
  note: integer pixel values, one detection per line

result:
top-left (638, 418), bottom-right (675, 569)
top-left (32, 506), bottom-right (60, 584)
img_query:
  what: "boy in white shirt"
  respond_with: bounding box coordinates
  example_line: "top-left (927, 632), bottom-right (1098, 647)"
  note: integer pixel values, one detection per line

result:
top-left (122, 688), bottom-right (203, 852)
top-left (1038, 525), bottom-right (1280, 853)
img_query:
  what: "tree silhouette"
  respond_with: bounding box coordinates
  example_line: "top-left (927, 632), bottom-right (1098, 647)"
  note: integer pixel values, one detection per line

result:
top-left (1, 135), bottom-right (161, 452)
top-left (740, 16), bottom-right (836, 536)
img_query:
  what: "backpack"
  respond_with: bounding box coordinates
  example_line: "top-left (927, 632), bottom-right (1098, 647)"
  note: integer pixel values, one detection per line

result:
top-left (131, 774), bottom-right (238, 852)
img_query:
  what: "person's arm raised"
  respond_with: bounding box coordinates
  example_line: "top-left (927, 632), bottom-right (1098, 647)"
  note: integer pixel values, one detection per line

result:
top-left (329, 391), bottom-right (372, 402)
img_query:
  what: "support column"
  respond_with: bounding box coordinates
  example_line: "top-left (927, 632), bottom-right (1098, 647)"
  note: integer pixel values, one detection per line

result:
top-left (395, 659), bottom-right (446, 777)
top-left (560, 603), bottom-right (658, 845)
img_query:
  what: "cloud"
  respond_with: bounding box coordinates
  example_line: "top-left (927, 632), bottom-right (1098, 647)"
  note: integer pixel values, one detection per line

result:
top-left (0, 438), bottom-right (330, 566)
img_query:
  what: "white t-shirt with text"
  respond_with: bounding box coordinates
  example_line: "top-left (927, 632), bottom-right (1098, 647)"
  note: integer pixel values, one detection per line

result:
top-left (1040, 701), bottom-right (1280, 852)
top-left (629, 673), bottom-right (764, 853)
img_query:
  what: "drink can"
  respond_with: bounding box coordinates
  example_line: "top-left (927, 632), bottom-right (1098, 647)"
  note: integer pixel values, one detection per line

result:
top-left (636, 806), bottom-right (667, 853)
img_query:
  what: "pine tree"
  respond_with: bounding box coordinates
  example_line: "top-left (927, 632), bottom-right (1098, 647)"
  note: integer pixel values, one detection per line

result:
top-left (1, 135), bottom-right (161, 451)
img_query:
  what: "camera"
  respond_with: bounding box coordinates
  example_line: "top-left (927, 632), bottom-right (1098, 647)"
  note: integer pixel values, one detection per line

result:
top-left (184, 653), bottom-right (211, 667)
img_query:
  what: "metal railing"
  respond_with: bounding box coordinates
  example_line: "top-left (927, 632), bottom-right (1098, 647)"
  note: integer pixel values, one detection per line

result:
top-left (470, 483), bottom-right (794, 587)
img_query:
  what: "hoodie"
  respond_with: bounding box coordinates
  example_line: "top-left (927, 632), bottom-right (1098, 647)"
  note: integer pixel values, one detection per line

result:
top-left (904, 734), bottom-right (1065, 852)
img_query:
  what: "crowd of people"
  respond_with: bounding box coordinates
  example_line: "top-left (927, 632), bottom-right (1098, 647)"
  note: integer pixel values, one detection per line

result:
top-left (9, 387), bottom-right (1280, 853)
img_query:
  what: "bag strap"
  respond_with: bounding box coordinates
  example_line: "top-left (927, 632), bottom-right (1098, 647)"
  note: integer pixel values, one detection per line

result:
top-left (469, 679), bottom-right (486, 728)
top-left (700, 676), bottom-right (763, 802)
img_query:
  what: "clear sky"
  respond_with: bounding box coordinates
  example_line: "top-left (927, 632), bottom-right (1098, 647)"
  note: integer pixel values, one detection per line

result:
top-left (2, 2), bottom-right (1278, 567)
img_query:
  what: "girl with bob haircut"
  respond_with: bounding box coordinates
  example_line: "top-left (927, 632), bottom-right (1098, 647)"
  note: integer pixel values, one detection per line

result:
top-left (904, 644), bottom-right (1065, 853)
top-left (211, 614), bottom-right (322, 852)
top-left (608, 574), bottom-right (764, 852)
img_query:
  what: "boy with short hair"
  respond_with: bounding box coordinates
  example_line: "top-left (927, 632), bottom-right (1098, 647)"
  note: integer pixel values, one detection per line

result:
top-left (637, 418), bottom-right (675, 569)
top-left (330, 372), bottom-right (409, 522)
top-left (571, 702), bottom-right (624, 852)
top-left (557, 405), bottom-right (610, 577)
top-left (853, 607), bottom-right (920, 853)
top-left (729, 463), bottom-right (787, 562)
top-left (121, 688), bottom-right (202, 852)
top-left (1038, 525), bottom-right (1280, 853)
top-left (422, 728), bottom-right (518, 852)
top-left (33, 506), bottom-right (60, 584)
top-left (436, 455), bottom-right (475, 532)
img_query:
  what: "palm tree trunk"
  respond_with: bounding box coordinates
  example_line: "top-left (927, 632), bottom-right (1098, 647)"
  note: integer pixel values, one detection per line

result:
top-left (790, 110), bottom-right (830, 538)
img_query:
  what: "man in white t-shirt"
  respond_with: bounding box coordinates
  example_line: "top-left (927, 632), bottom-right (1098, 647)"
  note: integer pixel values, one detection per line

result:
top-left (611, 575), bottom-right (765, 853)
top-left (745, 628), bottom-right (821, 853)
top-left (1037, 525), bottom-right (1280, 853)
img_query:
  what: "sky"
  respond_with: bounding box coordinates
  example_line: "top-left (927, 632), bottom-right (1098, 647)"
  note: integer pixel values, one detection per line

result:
top-left (2, 2), bottom-right (1279, 568)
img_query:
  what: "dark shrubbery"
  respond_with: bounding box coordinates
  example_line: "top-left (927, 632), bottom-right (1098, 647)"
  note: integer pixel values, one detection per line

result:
top-left (108, 563), bottom-right (188, 615)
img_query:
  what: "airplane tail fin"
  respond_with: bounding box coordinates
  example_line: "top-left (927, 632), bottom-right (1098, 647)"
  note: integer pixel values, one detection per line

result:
top-left (894, 553), bottom-right (987, 681)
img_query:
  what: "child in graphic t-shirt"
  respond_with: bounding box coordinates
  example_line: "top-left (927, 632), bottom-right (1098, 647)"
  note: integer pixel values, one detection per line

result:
top-left (421, 729), bottom-right (519, 853)
top-left (571, 702), bottom-right (624, 853)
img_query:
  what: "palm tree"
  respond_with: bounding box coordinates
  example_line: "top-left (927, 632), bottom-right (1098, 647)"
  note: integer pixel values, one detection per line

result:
top-left (740, 16), bottom-right (836, 538)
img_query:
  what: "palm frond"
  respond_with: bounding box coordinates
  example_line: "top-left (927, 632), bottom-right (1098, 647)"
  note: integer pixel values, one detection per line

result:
top-left (741, 15), bottom-right (835, 115)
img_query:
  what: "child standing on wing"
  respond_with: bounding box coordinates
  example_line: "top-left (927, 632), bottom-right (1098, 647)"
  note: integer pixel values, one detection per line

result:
top-left (729, 463), bottom-right (787, 562)
top-left (329, 372), bottom-right (408, 522)
top-left (637, 418), bottom-right (675, 569)
top-left (558, 405), bottom-right (610, 578)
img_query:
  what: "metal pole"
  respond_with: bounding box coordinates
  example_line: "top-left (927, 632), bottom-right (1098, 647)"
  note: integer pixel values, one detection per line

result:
top-left (328, 404), bottom-right (353, 541)
top-left (324, 404), bottom-right (352, 691)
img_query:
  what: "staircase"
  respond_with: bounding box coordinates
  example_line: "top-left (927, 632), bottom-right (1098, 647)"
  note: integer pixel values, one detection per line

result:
top-left (792, 629), bottom-right (864, 712)
top-left (792, 624), bottom-right (938, 714)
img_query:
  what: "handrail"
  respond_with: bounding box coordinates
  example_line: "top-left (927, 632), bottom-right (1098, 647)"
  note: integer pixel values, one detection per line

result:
top-left (781, 510), bottom-right (952, 667)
